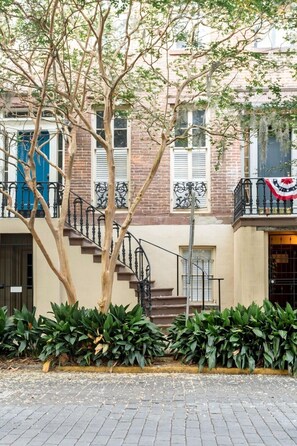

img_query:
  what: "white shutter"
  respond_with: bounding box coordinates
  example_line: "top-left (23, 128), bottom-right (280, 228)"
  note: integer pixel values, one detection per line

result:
top-left (95, 148), bottom-right (127, 181)
top-left (174, 150), bottom-right (189, 180)
top-left (115, 148), bottom-right (127, 180)
top-left (192, 149), bottom-right (206, 179)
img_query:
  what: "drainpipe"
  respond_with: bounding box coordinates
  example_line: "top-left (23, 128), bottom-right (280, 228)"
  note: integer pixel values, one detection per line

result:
top-left (186, 183), bottom-right (195, 321)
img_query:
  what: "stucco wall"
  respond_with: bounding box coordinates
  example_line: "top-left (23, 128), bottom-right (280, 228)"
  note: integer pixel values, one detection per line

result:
top-left (131, 219), bottom-right (234, 309)
top-left (0, 219), bottom-right (137, 316)
top-left (233, 226), bottom-right (268, 306)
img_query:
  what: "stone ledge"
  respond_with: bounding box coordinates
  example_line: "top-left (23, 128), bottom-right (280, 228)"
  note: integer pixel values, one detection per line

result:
top-left (52, 364), bottom-right (291, 375)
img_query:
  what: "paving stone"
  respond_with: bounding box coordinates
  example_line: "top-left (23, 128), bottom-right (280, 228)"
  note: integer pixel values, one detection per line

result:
top-left (0, 371), bottom-right (295, 446)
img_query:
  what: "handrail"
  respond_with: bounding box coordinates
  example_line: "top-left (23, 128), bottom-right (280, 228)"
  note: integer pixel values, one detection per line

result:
top-left (139, 238), bottom-right (223, 311)
top-left (0, 181), bottom-right (152, 315)
top-left (64, 186), bottom-right (152, 315)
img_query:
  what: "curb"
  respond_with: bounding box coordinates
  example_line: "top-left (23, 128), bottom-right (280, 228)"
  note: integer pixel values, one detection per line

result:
top-left (50, 364), bottom-right (291, 375)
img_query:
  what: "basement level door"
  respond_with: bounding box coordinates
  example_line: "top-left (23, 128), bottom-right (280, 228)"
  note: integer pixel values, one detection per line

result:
top-left (17, 131), bottom-right (50, 215)
top-left (0, 234), bottom-right (33, 315)
top-left (269, 234), bottom-right (297, 310)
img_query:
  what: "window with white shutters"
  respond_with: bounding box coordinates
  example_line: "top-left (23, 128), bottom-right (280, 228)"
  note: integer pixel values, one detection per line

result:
top-left (173, 110), bottom-right (208, 209)
top-left (95, 111), bottom-right (128, 209)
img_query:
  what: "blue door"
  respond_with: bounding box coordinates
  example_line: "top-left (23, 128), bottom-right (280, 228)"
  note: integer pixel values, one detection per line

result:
top-left (17, 131), bottom-right (50, 216)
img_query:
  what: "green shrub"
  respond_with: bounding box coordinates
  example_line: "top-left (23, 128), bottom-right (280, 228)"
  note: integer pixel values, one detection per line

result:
top-left (0, 306), bottom-right (14, 355)
top-left (39, 302), bottom-right (166, 367)
top-left (168, 301), bottom-right (297, 375)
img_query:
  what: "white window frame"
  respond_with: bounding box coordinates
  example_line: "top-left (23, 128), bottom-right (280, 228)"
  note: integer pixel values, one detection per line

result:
top-left (171, 109), bottom-right (210, 212)
top-left (92, 110), bottom-right (130, 209)
top-left (254, 26), bottom-right (296, 50)
top-left (172, 18), bottom-right (210, 51)
top-left (181, 246), bottom-right (215, 302)
top-left (0, 114), bottom-right (59, 184)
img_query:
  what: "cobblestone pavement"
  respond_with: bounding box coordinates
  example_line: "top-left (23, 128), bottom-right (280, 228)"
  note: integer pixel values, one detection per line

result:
top-left (0, 370), bottom-right (296, 446)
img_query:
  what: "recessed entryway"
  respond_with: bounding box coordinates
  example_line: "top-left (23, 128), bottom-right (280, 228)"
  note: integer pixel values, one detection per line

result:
top-left (269, 233), bottom-right (297, 309)
top-left (0, 234), bottom-right (33, 314)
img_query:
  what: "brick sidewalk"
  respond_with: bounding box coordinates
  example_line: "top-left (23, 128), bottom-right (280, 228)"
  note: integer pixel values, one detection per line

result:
top-left (0, 370), bottom-right (296, 445)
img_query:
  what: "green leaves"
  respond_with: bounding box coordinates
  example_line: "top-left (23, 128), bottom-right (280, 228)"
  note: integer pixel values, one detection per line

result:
top-left (168, 300), bottom-right (297, 375)
top-left (38, 303), bottom-right (166, 368)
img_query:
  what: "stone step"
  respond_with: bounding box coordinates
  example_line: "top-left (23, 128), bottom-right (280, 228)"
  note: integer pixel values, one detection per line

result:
top-left (151, 304), bottom-right (187, 316)
top-left (150, 314), bottom-right (181, 326)
top-left (150, 288), bottom-right (173, 297)
top-left (151, 295), bottom-right (187, 306)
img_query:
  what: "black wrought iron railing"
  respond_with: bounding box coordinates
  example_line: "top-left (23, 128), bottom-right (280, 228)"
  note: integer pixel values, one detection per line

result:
top-left (234, 178), bottom-right (297, 222)
top-left (0, 181), bottom-right (62, 218)
top-left (66, 187), bottom-right (151, 314)
top-left (0, 181), bottom-right (151, 314)
top-left (139, 238), bottom-right (223, 311)
top-left (94, 181), bottom-right (128, 209)
top-left (173, 180), bottom-right (207, 209)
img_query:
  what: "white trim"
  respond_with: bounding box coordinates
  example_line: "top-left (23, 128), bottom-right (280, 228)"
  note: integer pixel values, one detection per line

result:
top-left (92, 110), bottom-right (131, 208)
top-left (249, 131), bottom-right (258, 177)
top-left (170, 109), bottom-right (210, 213)
top-left (0, 118), bottom-right (60, 183)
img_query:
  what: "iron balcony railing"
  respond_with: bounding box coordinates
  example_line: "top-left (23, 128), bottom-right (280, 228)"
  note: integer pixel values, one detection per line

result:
top-left (0, 181), bottom-right (151, 315)
top-left (94, 181), bottom-right (128, 209)
top-left (173, 180), bottom-right (207, 209)
top-left (0, 181), bottom-right (62, 218)
top-left (234, 177), bottom-right (297, 222)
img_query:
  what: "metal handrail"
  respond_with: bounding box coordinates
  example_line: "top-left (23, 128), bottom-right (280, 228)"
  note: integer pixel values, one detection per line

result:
top-left (139, 238), bottom-right (223, 311)
top-left (0, 181), bottom-right (152, 315)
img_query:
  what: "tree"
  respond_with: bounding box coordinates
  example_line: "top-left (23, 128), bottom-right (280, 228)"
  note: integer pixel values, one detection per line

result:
top-left (0, 0), bottom-right (294, 312)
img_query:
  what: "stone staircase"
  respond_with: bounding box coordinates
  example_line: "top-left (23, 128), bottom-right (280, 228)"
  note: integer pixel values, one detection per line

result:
top-left (63, 227), bottom-right (219, 328)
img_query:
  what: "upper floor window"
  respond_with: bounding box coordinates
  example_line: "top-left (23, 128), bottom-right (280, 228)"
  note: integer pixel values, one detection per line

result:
top-left (95, 111), bottom-right (128, 209)
top-left (172, 110), bottom-right (208, 210)
top-left (255, 27), bottom-right (295, 50)
top-left (173, 19), bottom-right (209, 50)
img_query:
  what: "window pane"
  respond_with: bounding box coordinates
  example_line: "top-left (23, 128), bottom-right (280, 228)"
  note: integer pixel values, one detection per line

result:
top-left (192, 129), bottom-right (205, 147)
top-left (193, 110), bottom-right (205, 147)
top-left (114, 129), bottom-right (127, 147)
top-left (175, 110), bottom-right (188, 147)
top-left (114, 116), bottom-right (127, 129)
top-left (193, 110), bottom-right (204, 125)
top-left (96, 111), bottom-right (104, 128)
top-left (96, 112), bottom-right (105, 148)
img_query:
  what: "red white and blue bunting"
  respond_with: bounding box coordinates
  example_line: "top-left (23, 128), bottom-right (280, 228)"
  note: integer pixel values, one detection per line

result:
top-left (264, 178), bottom-right (297, 200)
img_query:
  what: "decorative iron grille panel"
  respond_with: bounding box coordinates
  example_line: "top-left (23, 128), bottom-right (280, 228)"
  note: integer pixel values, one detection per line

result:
top-left (173, 181), bottom-right (207, 209)
top-left (95, 181), bottom-right (128, 209)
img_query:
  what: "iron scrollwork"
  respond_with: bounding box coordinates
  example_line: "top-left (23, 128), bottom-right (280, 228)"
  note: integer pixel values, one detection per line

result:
top-left (173, 181), bottom-right (207, 209)
top-left (95, 181), bottom-right (128, 209)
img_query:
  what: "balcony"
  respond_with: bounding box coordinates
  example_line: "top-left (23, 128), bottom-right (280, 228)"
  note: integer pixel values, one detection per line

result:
top-left (0, 181), bottom-right (61, 218)
top-left (234, 178), bottom-right (297, 222)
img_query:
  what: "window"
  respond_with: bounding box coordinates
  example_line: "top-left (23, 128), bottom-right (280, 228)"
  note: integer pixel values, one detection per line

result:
top-left (95, 111), bottom-right (128, 209)
top-left (173, 110), bottom-right (207, 209)
top-left (182, 247), bottom-right (214, 302)
top-left (173, 19), bottom-right (209, 50)
top-left (255, 27), bottom-right (295, 50)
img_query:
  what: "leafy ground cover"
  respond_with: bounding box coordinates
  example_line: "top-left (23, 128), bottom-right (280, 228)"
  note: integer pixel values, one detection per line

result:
top-left (168, 301), bottom-right (297, 375)
top-left (0, 301), bottom-right (296, 374)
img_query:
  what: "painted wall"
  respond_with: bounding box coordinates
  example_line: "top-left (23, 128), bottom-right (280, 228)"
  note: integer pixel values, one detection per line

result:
top-left (233, 226), bottom-right (268, 306)
top-left (0, 219), bottom-right (137, 316)
top-left (131, 219), bottom-right (234, 309)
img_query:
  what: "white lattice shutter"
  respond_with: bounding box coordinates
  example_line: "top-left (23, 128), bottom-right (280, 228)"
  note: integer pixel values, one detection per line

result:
top-left (174, 150), bottom-right (189, 180)
top-left (192, 149), bottom-right (207, 208)
top-left (95, 148), bottom-right (127, 182)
